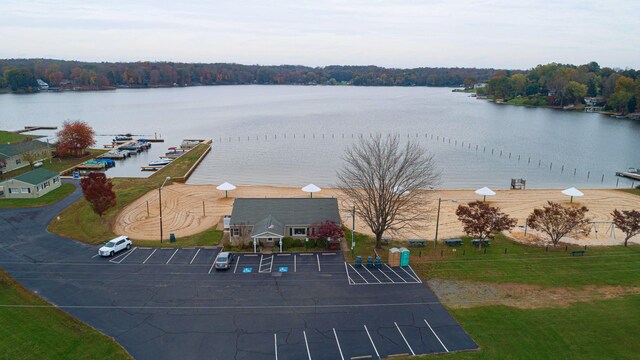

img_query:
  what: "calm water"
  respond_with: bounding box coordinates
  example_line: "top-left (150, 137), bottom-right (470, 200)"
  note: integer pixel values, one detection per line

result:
top-left (1, 86), bottom-right (638, 189)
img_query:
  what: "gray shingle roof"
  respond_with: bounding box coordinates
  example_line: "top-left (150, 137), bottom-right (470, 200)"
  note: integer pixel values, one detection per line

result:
top-left (0, 140), bottom-right (47, 159)
top-left (12, 168), bottom-right (59, 185)
top-left (230, 198), bottom-right (341, 229)
top-left (252, 215), bottom-right (285, 237)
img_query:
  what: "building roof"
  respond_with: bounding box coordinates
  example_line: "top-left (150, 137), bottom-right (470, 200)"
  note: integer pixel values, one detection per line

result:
top-left (11, 168), bottom-right (59, 185)
top-left (252, 215), bottom-right (285, 237)
top-left (0, 140), bottom-right (47, 159)
top-left (230, 198), bottom-right (341, 229)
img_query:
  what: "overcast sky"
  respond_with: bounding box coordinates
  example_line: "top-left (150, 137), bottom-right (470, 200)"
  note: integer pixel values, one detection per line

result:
top-left (1, 0), bottom-right (638, 69)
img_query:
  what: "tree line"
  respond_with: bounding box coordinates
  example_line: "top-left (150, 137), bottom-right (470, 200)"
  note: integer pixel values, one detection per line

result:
top-left (0, 58), bottom-right (497, 93)
top-left (483, 62), bottom-right (640, 114)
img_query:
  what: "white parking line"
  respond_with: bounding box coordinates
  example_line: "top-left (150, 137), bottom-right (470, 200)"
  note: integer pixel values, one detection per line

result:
top-left (234, 256), bottom-right (240, 273)
top-left (408, 265), bottom-right (422, 283)
top-left (274, 333), bottom-right (278, 360)
top-left (363, 265), bottom-right (382, 283)
top-left (322, 252), bottom-right (336, 256)
top-left (189, 248), bottom-right (201, 264)
top-left (395, 322), bottom-right (415, 356)
top-left (348, 264), bottom-right (368, 283)
top-left (142, 249), bottom-right (157, 264)
top-left (166, 249), bottom-right (179, 264)
top-left (376, 267), bottom-right (395, 282)
top-left (400, 266), bottom-right (420, 282)
top-left (424, 319), bottom-right (449, 352)
top-left (294, 255), bottom-right (297, 272)
top-left (344, 262), bottom-right (354, 285)
top-left (91, 254), bottom-right (99, 258)
top-left (333, 328), bottom-right (345, 360)
top-left (109, 247), bottom-right (137, 264)
top-left (303, 330), bottom-right (312, 360)
top-left (363, 325), bottom-right (381, 359)
top-left (316, 254), bottom-right (321, 272)
top-left (208, 262), bottom-right (216, 274)
top-left (384, 264), bottom-right (407, 283)
top-left (269, 255), bottom-right (274, 272)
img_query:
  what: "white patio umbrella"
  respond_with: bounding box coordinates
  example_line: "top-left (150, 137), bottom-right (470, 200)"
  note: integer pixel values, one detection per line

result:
top-left (216, 182), bottom-right (236, 198)
top-left (302, 184), bottom-right (321, 198)
top-left (561, 187), bottom-right (584, 203)
top-left (475, 187), bottom-right (496, 202)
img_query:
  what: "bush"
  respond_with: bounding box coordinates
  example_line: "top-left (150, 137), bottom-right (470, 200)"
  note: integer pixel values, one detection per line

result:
top-left (281, 237), bottom-right (301, 249)
top-left (316, 237), bottom-right (328, 249)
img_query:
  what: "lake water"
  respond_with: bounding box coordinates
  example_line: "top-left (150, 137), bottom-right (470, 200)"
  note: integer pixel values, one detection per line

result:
top-left (1, 86), bottom-right (638, 189)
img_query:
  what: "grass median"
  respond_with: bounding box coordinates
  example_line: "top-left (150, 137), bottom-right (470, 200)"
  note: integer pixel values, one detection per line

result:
top-left (0, 268), bottom-right (131, 359)
top-left (48, 143), bottom-right (219, 246)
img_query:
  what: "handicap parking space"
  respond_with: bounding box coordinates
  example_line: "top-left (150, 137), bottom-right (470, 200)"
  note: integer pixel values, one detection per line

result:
top-left (271, 253), bottom-right (295, 273)
top-left (232, 253), bottom-right (262, 273)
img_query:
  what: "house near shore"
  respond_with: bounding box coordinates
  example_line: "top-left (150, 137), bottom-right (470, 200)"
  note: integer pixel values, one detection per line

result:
top-left (0, 140), bottom-right (50, 174)
top-left (0, 168), bottom-right (61, 199)
top-left (36, 79), bottom-right (49, 91)
top-left (229, 198), bottom-right (341, 251)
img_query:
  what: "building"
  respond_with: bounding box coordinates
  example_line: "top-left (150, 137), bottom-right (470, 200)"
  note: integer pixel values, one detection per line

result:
top-left (1, 168), bottom-right (61, 199)
top-left (0, 140), bottom-right (50, 174)
top-left (473, 83), bottom-right (487, 89)
top-left (36, 79), bottom-right (49, 90)
top-left (229, 198), bottom-right (341, 251)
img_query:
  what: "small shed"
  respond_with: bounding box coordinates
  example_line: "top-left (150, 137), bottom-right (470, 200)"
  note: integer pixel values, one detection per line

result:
top-left (1, 168), bottom-right (61, 199)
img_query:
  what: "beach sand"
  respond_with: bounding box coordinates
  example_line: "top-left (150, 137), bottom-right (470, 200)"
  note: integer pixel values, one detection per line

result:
top-left (114, 184), bottom-right (640, 245)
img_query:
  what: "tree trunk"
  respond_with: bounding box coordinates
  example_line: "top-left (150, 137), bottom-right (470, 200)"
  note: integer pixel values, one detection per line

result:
top-left (375, 232), bottom-right (383, 249)
top-left (625, 236), bottom-right (629, 247)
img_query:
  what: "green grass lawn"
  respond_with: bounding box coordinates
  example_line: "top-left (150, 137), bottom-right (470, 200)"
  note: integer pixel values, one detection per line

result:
top-left (0, 183), bottom-right (75, 208)
top-left (621, 188), bottom-right (640, 197)
top-left (0, 148), bottom-right (107, 182)
top-left (0, 268), bottom-right (131, 360)
top-left (0, 130), bottom-right (38, 144)
top-left (48, 143), bottom-right (212, 245)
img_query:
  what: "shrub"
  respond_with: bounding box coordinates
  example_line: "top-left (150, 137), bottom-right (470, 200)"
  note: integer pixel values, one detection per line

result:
top-left (281, 237), bottom-right (300, 249)
top-left (316, 238), bottom-right (328, 249)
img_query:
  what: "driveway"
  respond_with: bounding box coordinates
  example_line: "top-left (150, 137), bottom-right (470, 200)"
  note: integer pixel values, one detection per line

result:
top-left (0, 181), bottom-right (477, 359)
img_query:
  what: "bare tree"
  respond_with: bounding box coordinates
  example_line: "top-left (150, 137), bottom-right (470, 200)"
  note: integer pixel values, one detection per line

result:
top-left (611, 209), bottom-right (640, 247)
top-left (336, 134), bottom-right (440, 249)
top-left (527, 201), bottom-right (591, 247)
top-left (455, 201), bottom-right (517, 249)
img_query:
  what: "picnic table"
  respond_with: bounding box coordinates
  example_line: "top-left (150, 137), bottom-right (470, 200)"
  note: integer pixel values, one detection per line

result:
top-left (444, 238), bottom-right (463, 246)
top-left (472, 239), bottom-right (491, 247)
top-left (408, 239), bottom-right (426, 247)
top-left (570, 250), bottom-right (586, 256)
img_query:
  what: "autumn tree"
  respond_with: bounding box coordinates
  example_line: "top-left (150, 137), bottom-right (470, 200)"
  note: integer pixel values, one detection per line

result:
top-left (56, 120), bottom-right (96, 157)
top-left (310, 221), bottom-right (345, 241)
top-left (611, 209), bottom-right (640, 247)
top-left (455, 201), bottom-right (517, 248)
top-left (527, 202), bottom-right (591, 247)
top-left (337, 134), bottom-right (440, 249)
top-left (80, 172), bottom-right (116, 217)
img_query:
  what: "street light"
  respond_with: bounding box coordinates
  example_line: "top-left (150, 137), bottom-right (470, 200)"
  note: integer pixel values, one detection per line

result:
top-left (159, 176), bottom-right (171, 243)
top-left (346, 206), bottom-right (355, 258)
top-left (434, 198), bottom-right (457, 249)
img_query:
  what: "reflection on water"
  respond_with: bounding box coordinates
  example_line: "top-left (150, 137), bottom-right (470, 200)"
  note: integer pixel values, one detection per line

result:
top-left (0, 86), bottom-right (638, 189)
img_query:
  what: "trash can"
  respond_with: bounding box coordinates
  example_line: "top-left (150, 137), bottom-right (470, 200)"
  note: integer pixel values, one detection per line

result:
top-left (399, 247), bottom-right (410, 266)
top-left (169, 233), bottom-right (176, 243)
top-left (355, 256), bottom-right (362, 268)
top-left (388, 247), bottom-right (401, 267)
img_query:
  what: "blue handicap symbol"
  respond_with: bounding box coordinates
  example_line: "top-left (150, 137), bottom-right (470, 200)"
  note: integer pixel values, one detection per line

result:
top-left (242, 267), bottom-right (253, 273)
top-left (278, 266), bottom-right (288, 272)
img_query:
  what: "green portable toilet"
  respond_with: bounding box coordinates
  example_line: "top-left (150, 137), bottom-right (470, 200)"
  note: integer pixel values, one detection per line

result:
top-left (399, 247), bottom-right (410, 266)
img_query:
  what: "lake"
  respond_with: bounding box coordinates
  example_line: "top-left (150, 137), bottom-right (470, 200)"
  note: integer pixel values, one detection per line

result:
top-left (1, 86), bottom-right (638, 189)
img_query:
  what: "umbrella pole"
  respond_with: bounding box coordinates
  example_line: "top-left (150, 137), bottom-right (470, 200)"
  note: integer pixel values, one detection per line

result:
top-left (483, 195), bottom-right (486, 202)
top-left (225, 190), bottom-right (228, 198)
top-left (310, 192), bottom-right (313, 199)
top-left (570, 196), bottom-right (573, 203)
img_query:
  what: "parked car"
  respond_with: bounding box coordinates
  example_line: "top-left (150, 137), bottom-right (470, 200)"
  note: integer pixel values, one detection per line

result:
top-left (214, 252), bottom-right (234, 270)
top-left (98, 236), bottom-right (132, 257)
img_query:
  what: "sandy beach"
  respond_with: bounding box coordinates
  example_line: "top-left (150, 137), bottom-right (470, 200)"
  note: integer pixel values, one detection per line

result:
top-left (114, 184), bottom-right (639, 245)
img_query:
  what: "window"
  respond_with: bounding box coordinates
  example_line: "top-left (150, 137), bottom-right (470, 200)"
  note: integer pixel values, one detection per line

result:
top-left (21, 188), bottom-right (30, 194)
top-left (15, 159), bottom-right (21, 165)
top-left (232, 228), bottom-right (239, 237)
top-left (292, 227), bottom-right (307, 236)
top-left (43, 181), bottom-right (50, 188)
top-left (9, 188), bottom-right (19, 194)
top-left (53, 177), bottom-right (59, 183)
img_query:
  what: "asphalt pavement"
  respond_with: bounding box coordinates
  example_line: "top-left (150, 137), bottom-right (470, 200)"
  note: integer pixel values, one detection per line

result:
top-left (0, 181), bottom-right (477, 359)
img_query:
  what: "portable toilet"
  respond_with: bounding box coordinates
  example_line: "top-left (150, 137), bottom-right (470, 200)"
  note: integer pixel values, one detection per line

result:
top-left (399, 247), bottom-right (410, 267)
top-left (388, 247), bottom-right (401, 267)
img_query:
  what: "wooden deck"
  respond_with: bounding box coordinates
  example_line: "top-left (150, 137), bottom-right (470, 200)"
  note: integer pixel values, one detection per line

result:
top-left (616, 171), bottom-right (640, 181)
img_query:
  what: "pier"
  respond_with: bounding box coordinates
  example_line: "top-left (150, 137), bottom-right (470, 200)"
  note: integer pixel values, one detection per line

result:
top-left (14, 126), bottom-right (58, 134)
top-left (616, 171), bottom-right (640, 181)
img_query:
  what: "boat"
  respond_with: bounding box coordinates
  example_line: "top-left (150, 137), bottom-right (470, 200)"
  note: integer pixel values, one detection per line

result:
top-left (114, 135), bottom-right (132, 141)
top-left (148, 158), bottom-right (173, 167)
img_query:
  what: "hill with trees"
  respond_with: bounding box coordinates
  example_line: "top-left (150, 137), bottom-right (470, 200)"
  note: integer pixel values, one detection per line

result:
top-left (0, 58), bottom-right (496, 93)
top-left (483, 62), bottom-right (639, 114)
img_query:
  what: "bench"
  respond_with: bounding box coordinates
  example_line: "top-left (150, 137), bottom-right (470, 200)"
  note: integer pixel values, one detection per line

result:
top-left (444, 238), bottom-right (463, 246)
top-left (570, 250), bottom-right (586, 256)
top-left (408, 239), bottom-right (426, 247)
top-left (381, 236), bottom-right (391, 245)
top-left (472, 239), bottom-right (491, 247)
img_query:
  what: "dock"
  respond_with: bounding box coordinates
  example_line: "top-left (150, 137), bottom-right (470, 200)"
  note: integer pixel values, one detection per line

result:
top-left (14, 126), bottom-right (58, 134)
top-left (616, 171), bottom-right (640, 181)
top-left (141, 165), bottom-right (164, 171)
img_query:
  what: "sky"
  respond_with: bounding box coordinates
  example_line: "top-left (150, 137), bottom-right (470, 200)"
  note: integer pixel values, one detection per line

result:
top-left (1, 0), bottom-right (639, 69)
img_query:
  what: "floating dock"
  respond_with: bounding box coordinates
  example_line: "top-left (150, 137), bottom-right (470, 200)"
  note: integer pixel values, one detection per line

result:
top-left (616, 171), bottom-right (640, 181)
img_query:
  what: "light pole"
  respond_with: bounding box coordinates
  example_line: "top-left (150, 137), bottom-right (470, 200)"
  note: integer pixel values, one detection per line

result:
top-left (347, 206), bottom-right (355, 258)
top-left (159, 176), bottom-right (171, 243)
top-left (434, 198), bottom-right (457, 249)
